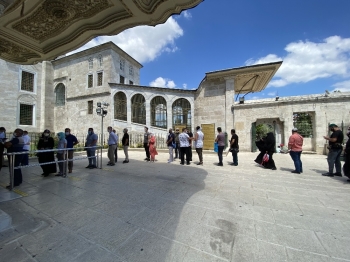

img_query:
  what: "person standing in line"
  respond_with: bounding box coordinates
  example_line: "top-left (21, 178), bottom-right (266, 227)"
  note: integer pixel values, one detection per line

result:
top-left (194, 126), bottom-right (204, 165)
top-left (174, 128), bottom-right (180, 159)
top-left (215, 127), bottom-right (225, 166)
top-left (343, 126), bottom-right (350, 182)
top-left (149, 133), bottom-right (158, 162)
top-left (187, 129), bottom-right (193, 163)
top-left (65, 128), bottom-right (78, 173)
top-left (323, 124), bottom-right (344, 177)
top-left (55, 132), bottom-right (67, 177)
top-left (179, 128), bottom-right (191, 165)
top-left (288, 128), bottom-right (303, 174)
top-left (112, 129), bottom-right (119, 162)
top-left (21, 130), bottom-right (31, 166)
top-left (0, 127), bottom-right (7, 167)
top-left (107, 126), bottom-right (118, 166)
top-left (37, 129), bottom-right (57, 176)
top-left (122, 128), bottom-right (129, 163)
top-left (230, 129), bottom-right (239, 166)
top-left (85, 128), bottom-right (98, 169)
top-left (166, 128), bottom-right (175, 163)
top-left (4, 128), bottom-right (24, 189)
top-left (143, 126), bottom-right (151, 161)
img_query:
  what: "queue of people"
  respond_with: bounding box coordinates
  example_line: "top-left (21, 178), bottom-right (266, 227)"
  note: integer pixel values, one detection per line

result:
top-left (1, 123), bottom-right (350, 190)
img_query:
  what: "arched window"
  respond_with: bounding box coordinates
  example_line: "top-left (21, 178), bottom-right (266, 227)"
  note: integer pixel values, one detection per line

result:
top-left (55, 83), bottom-right (65, 106)
top-left (151, 96), bottom-right (167, 129)
top-left (131, 94), bottom-right (146, 125)
top-left (114, 92), bottom-right (127, 121)
top-left (172, 98), bottom-right (191, 130)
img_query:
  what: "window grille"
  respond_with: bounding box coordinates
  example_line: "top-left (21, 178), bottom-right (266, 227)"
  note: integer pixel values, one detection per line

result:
top-left (172, 98), bottom-right (191, 130)
top-left (97, 72), bottom-right (103, 86)
top-left (114, 92), bottom-right (127, 121)
top-left (129, 65), bottom-right (133, 76)
top-left (55, 84), bottom-right (65, 106)
top-left (21, 71), bottom-right (34, 92)
top-left (120, 75), bottom-right (125, 84)
top-left (88, 58), bottom-right (93, 69)
top-left (88, 100), bottom-right (93, 114)
top-left (19, 104), bottom-right (33, 125)
top-left (98, 55), bottom-right (103, 67)
top-left (151, 96), bottom-right (167, 128)
top-left (131, 94), bottom-right (146, 125)
top-left (293, 112), bottom-right (313, 137)
top-left (120, 59), bottom-right (125, 71)
top-left (88, 74), bottom-right (93, 88)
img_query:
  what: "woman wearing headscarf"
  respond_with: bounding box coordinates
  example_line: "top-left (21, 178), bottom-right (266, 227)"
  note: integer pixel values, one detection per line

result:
top-left (262, 132), bottom-right (277, 170)
top-left (37, 129), bottom-right (57, 177)
top-left (149, 133), bottom-right (158, 162)
top-left (56, 132), bottom-right (67, 177)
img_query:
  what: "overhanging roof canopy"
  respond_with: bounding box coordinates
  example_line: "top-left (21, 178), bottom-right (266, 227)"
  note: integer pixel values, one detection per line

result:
top-left (205, 61), bottom-right (283, 94)
top-left (0, 0), bottom-right (203, 64)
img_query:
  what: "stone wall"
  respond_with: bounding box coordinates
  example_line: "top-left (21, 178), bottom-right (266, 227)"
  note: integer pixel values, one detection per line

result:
top-left (233, 93), bottom-right (350, 154)
top-left (0, 59), bottom-right (44, 133)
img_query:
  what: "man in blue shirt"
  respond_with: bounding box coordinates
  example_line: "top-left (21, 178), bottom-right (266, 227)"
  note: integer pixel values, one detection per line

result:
top-left (65, 128), bottom-right (79, 173)
top-left (4, 128), bottom-right (24, 189)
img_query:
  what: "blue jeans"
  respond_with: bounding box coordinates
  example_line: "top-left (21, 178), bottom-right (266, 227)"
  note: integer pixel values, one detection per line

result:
top-left (87, 149), bottom-right (96, 166)
top-left (290, 151), bottom-right (302, 173)
top-left (327, 149), bottom-right (342, 174)
top-left (232, 152), bottom-right (238, 165)
top-left (218, 146), bottom-right (224, 164)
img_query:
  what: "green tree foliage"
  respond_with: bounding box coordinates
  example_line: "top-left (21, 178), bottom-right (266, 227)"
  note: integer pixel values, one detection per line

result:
top-left (256, 124), bottom-right (273, 140)
top-left (293, 112), bottom-right (313, 137)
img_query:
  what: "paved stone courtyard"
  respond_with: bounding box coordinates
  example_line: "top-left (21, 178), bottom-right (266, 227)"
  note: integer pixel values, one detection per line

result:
top-left (0, 150), bottom-right (350, 262)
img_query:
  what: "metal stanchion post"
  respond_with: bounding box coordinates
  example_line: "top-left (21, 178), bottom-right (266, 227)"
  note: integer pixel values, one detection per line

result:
top-left (100, 115), bottom-right (103, 169)
top-left (9, 154), bottom-right (14, 190)
top-left (64, 149), bottom-right (68, 177)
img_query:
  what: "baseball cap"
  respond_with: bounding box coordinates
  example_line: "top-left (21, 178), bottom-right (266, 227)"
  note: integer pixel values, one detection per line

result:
top-left (329, 124), bottom-right (337, 128)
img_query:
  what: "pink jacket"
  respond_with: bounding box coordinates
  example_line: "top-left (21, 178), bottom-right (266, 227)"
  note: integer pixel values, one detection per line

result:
top-left (288, 133), bottom-right (303, 151)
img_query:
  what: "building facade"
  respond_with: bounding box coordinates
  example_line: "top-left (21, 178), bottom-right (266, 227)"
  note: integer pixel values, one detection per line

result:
top-left (1, 42), bottom-right (349, 154)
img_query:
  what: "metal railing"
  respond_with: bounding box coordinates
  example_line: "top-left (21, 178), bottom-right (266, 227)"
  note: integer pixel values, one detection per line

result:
top-left (4, 146), bottom-right (102, 191)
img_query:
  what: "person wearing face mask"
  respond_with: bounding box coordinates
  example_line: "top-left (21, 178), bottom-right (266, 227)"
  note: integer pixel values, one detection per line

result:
top-left (37, 129), bottom-right (57, 177)
top-left (65, 128), bottom-right (78, 173)
top-left (20, 130), bottom-right (31, 167)
top-left (107, 126), bottom-right (118, 166)
top-left (323, 124), bottom-right (344, 177)
top-left (343, 126), bottom-right (350, 182)
top-left (4, 129), bottom-right (24, 189)
top-left (85, 128), bottom-right (98, 169)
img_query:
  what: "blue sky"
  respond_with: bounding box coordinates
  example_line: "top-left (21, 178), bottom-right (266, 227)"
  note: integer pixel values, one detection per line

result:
top-left (70, 0), bottom-right (350, 100)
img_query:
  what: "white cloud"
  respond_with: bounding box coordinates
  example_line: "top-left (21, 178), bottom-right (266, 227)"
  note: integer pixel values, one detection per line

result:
top-left (246, 36), bottom-right (350, 88)
top-left (267, 92), bottom-right (277, 96)
top-left (149, 77), bottom-right (177, 88)
top-left (67, 16), bottom-right (183, 64)
top-left (182, 10), bottom-right (192, 19)
top-left (331, 80), bottom-right (350, 92)
top-left (183, 83), bottom-right (187, 89)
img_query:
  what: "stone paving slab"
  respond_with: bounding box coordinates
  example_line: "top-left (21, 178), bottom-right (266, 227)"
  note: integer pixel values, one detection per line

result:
top-left (0, 150), bottom-right (350, 261)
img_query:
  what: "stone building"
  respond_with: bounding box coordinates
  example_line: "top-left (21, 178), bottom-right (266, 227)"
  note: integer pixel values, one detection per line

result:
top-left (0, 42), bottom-right (349, 154)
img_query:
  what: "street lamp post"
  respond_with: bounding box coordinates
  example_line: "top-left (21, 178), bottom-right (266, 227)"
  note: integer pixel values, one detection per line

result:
top-left (96, 102), bottom-right (109, 168)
